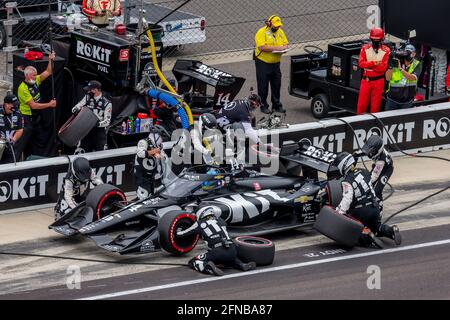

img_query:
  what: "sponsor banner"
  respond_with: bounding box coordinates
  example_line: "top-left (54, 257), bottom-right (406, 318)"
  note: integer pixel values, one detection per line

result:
top-left (0, 149), bottom-right (136, 213)
top-left (1, 104), bottom-right (449, 214)
top-left (267, 103), bottom-right (450, 154)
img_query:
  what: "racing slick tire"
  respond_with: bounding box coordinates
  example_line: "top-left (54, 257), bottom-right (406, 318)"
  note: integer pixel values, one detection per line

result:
top-left (158, 211), bottom-right (200, 255)
top-left (326, 179), bottom-right (343, 208)
top-left (313, 206), bottom-right (364, 247)
top-left (311, 93), bottom-right (330, 119)
top-left (58, 107), bottom-right (99, 147)
top-left (86, 184), bottom-right (127, 220)
top-left (233, 236), bottom-right (275, 266)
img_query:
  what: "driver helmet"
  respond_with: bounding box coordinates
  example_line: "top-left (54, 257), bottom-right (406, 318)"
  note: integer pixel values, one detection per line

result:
top-left (200, 113), bottom-right (217, 130)
top-left (202, 168), bottom-right (223, 191)
top-left (333, 152), bottom-right (356, 176)
top-left (196, 206), bottom-right (221, 221)
top-left (362, 135), bottom-right (384, 159)
top-left (71, 157), bottom-right (92, 182)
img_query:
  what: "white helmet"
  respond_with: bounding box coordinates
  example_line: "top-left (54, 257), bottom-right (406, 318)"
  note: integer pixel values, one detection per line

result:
top-left (196, 206), bottom-right (221, 220)
top-left (333, 152), bottom-right (356, 176)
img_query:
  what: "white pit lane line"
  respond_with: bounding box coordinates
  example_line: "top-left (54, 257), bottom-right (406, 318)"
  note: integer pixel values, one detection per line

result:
top-left (80, 239), bottom-right (450, 300)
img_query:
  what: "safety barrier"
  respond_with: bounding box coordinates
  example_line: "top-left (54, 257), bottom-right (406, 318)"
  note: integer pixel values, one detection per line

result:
top-left (1, 103), bottom-right (449, 214)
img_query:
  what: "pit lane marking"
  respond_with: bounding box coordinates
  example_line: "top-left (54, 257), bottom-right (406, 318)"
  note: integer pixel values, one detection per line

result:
top-left (79, 238), bottom-right (450, 300)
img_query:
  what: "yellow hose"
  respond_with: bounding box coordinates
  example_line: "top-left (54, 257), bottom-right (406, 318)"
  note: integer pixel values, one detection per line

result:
top-left (146, 30), bottom-right (194, 125)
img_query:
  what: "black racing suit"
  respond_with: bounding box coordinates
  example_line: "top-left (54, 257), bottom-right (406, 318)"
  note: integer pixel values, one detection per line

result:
top-left (177, 216), bottom-right (250, 275)
top-left (134, 137), bottom-right (164, 200)
top-left (74, 94), bottom-right (112, 153)
top-left (370, 149), bottom-right (394, 213)
top-left (54, 170), bottom-right (103, 220)
top-left (216, 99), bottom-right (260, 144)
top-left (0, 109), bottom-right (23, 164)
top-left (336, 168), bottom-right (394, 242)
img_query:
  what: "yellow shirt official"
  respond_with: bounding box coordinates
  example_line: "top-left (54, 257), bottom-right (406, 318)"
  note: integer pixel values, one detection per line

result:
top-left (254, 26), bottom-right (289, 64)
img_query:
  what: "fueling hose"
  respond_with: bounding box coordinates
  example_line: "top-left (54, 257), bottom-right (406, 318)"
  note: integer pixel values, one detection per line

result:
top-left (0, 251), bottom-right (188, 266)
top-left (147, 89), bottom-right (190, 129)
top-left (145, 29), bottom-right (194, 126)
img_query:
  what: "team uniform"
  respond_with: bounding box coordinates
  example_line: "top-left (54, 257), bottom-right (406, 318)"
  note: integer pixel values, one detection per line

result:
top-left (54, 158), bottom-right (103, 220)
top-left (177, 207), bottom-right (256, 276)
top-left (134, 132), bottom-right (164, 200)
top-left (0, 108), bottom-right (23, 164)
top-left (73, 93), bottom-right (112, 153)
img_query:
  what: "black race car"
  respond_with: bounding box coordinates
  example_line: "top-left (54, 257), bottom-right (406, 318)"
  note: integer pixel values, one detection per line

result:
top-left (49, 142), bottom-right (343, 255)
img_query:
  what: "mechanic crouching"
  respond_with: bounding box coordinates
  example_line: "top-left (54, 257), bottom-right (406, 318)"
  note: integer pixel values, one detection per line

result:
top-left (177, 207), bottom-right (257, 276)
top-left (333, 152), bottom-right (401, 248)
top-left (54, 157), bottom-right (103, 220)
top-left (134, 130), bottom-right (165, 200)
top-left (72, 80), bottom-right (112, 154)
top-left (355, 135), bottom-right (393, 217)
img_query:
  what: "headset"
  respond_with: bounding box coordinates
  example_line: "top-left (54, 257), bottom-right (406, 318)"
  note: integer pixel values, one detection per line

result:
top-left (265, 15), bottom-right (277, 28)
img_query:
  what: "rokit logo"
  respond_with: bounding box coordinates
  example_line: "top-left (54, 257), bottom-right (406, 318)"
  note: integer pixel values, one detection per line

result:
top-left (57, 164), bottom-right (126, 193)
top-left (0, 176), bottom-right (49, 203)
top-left (76, 40), bottom-right (112, 65)
top-left (353, 122), bottom-right (415, 149)
top-left (194, 64), bottom-right (232, 80)
top-left (423, 117), bottom-right (450, 140)
top-left (283, 132), bottom-right (346, 153)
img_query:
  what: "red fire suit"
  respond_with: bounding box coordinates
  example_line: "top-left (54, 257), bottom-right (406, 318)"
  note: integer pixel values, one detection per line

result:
top-left (357, 44), bottom-right (390, 114)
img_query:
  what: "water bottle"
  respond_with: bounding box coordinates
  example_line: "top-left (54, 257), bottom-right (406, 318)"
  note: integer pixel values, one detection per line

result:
top-left (121, 121), bottom-right (127, 134)
top-left (129, 116), bottom-right (135, 133)
top-left (135, 117), bottom-right (140, 133)
top-left (127, 118), bottom-right (132, 134)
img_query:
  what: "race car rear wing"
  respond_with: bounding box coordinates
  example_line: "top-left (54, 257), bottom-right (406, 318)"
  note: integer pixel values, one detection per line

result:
top-left (172, 59), bottom-right (245, 111)
top-left (279, 142), bottom-right (340, 178)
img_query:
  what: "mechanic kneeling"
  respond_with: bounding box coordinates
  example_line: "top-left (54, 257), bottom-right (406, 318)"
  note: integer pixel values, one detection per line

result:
top-left (54, 157), bottom-right (103, 220)
top-left (333, 152), bottom-right (401, 247)
top-left (177, 207), bottom-right (256, 276)
top-left (191, 113), bottom-right (221, 165)
top-left (355, 135), bottom-right (393, 217)
top-left (134, 130), bottom-right (165, 200)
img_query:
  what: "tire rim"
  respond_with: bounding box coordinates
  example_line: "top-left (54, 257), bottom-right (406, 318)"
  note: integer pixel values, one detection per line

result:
top-left (313, 101), bottom-right (324, 114)
top-left (96, 191), bottom-right (127, 220)
top-left (169, 214), bottom-right (200, 254)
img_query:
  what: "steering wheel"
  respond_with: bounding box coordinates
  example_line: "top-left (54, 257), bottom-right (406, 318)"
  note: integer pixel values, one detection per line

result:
top-left (304, 45), bottom-right (324, 55)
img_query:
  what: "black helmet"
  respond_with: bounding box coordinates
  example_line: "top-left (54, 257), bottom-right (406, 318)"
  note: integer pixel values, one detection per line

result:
top-left (333, 152), bottom-right (355, 176)
top-left (200, 113), bottom-right (217, 129)
top-left (71, 157), bottom-right (92, 182)
top-left (362, 135), bottom-right (384, 159)
top-left (248, 93), bottom-right (262, 108)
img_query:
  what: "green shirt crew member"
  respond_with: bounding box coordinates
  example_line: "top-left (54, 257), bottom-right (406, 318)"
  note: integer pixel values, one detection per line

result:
top-left (16, 51), bottom-right (57, 159)
top-left (254, 15), bottom-right (289, 114)
top-left (385, 44), bottom-right (422, 111)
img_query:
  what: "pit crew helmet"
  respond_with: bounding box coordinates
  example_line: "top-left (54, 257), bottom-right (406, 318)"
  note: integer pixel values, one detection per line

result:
top-left (333, 152), bottom-right (356, 176)
top-left (362, 135), bottom-right (384, 159)
top-left (71, 157), bottom-right (92, 182)
top-left (370, 27), bottom-right (385, 41)
top-left (196, 206), bottom-right (221, 220)
top-left (200, 113), bottom-right (217, 130)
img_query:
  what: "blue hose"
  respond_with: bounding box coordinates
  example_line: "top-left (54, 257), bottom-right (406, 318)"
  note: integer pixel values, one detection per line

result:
top-left (146, 89), bottom-right (190, 129)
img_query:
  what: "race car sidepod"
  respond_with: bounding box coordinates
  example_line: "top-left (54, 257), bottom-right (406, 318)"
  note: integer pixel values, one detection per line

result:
top-left (313, 206), bottom-right (364, 247)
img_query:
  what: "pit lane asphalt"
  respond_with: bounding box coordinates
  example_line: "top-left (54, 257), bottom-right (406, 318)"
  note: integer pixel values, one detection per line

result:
top-left (1, 177), bottom-right (449, 300)
top-left (2, 223), bottom-right (450, 300)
